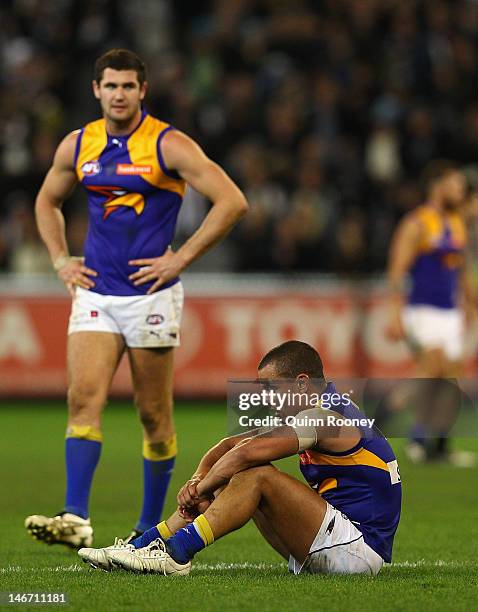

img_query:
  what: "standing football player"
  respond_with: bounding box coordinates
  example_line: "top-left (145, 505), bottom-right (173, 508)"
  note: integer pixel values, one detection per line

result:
top-left (386, 160), bottom-right (476, 464)
top-left (25, 49), bottom-right (248, 547)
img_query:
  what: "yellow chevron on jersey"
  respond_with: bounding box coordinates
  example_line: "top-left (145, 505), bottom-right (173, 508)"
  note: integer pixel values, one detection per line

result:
top-left (76, 119), bottom-right (108, 181)
top-left (128, 115), bottom-right (186, 197)
top-left (415, 205), bottom-right (466, 254)
top-left (318, 477), bottom-right (337, 494)
top-left (305, 447), bottom-right (389, 472)
top-left (75, 115), bottom-right (186, 199)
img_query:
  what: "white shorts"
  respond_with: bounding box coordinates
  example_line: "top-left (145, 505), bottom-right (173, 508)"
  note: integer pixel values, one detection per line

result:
top-left (68, 282), bottom-right (184, 348)
top-left (288, 502), bottom-right (384, 576)
top-left (402, 305), bottom-right (464, 361)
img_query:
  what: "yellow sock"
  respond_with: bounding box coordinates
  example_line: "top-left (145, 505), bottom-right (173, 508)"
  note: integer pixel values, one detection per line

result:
top-left (157, 520), bottom-right (173, 540)
top-left (194, 514), bottom-right (215, 546)
top-left (143, 436), bottom-right (177, 461)
top-left (65, 424), bottom-right (103, 442)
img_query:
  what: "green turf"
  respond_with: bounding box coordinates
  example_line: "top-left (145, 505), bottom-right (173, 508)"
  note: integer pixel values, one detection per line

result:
top-left (1, 402), bottom-right (477, 611)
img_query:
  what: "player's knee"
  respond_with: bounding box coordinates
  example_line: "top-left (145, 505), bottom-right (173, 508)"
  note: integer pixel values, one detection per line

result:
top-left (138, 404), bottom-right (173, 437)
top-left (253, 464), bottom-right (278, 487)
top-left (138, 410), bottom-right (160, 434)
top-left (68, 384), bottom-right (105, 418)
top-left (230, 465), bottom-right (276, 488)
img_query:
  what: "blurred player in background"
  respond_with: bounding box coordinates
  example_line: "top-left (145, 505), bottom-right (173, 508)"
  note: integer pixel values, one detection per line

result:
top-left (386, 160), bottom-right (476, 464)
top-left (78, 341), bottom-right (401, 577)
top-left (463, 185), bottom-right (478, 289)
top-left (25, 49), bottom-right (248, 547)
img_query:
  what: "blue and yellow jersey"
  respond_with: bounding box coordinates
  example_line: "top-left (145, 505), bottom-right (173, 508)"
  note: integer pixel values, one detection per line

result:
top-left (73, 110), bottom-right (186, 296)
top-left (408, 204), bottom-right (466, 309)
top-left (299, 383), bottom-right (402, 563)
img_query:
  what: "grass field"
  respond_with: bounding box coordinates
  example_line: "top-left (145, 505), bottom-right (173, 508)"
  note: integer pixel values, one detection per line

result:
top-left (1, 402), bottom-right (477, 611)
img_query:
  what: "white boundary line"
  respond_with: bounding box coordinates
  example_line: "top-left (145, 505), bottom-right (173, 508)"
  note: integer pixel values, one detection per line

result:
top-left (0, 560), bottom-right (472, 574)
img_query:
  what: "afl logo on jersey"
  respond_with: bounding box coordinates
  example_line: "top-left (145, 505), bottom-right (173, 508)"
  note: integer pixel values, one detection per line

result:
top-left (81, 160), bottom-right (102, 176)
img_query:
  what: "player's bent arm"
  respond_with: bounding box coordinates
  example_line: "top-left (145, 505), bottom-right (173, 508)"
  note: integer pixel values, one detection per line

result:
top-left (161, 130), bottom-right (249, 268)
top-left (194, 428), bottom-right (299, 499)
top-left (459, 258), bottom-right (478, 328)
top-left (35, 131), bottom-right (79, 264)
top-left (36, 131), bottom-right (98, 294)
top-left (386, 214), bottom-right (422, 339)
top-left (192, 432), bottom-right (260, 479)
top-left (460, 258), bottom-right (478, 307)
top-left (387, 214), bottom-right (421, 296)
top-left (177, 432), bottom-right (260, 508)
top-left (193, 410), bottom-right (362, 500)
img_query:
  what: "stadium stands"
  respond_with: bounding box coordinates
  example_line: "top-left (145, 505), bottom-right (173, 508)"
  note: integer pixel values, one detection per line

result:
top-left (1, 0), bottom-right (478, 274)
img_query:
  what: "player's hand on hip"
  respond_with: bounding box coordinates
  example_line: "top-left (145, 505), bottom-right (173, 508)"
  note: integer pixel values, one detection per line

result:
top-left (128, 247), bottom-right (186, 294)
top-left (55, 256), bottom-right (98, 297)
top-left (386, 310), bottom-right (405, 341)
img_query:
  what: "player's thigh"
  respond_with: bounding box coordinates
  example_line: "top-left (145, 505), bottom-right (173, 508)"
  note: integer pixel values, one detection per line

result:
top-left (127, 346), bottom-right (175, 416)
top-left (415, 346), bottom-right (447, 378)
top-left (444, 358), bottom-right (463, 377)
top-left (67, 331), bottom-right (125, 409)
top-left (253, 509), bottom-right (289, 560)
top-left (257, 467), bottom-right (328, 564)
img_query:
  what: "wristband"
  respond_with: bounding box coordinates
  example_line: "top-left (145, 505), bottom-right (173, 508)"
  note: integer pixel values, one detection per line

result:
top-left (53, 255), bottom-right (83, 271)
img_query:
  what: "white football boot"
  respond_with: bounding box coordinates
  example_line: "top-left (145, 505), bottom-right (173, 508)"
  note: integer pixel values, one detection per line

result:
top-left (109, 538), bottom-right (191, 575)
top-left (78, 537), bottom-right (136, 571)
top-left (25, 512), bottom-right (93, 548)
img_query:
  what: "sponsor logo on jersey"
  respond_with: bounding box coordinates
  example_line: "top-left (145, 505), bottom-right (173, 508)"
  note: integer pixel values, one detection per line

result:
top-left (116, 163), bottom-right (153, 175)
top-left (147, 314), bottom-right (164, 325)
top-left (81, 161), bottom-right (102, 176)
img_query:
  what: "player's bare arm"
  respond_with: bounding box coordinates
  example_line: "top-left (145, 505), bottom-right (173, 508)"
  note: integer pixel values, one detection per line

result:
top-left (177, 431), bottom-right (260, 509)
top-left (35, 131), bottom-right (98, 296)
top-left (162, 433), bottom-right (258, 527)
top-left (386, 214), bottom-right (422, 340)
top-left (460, 258), bottom-right (478, 325)
top-left (188, 415), bottom-right (361, 504)
top-left (128, 130), bottom-right (248, 294)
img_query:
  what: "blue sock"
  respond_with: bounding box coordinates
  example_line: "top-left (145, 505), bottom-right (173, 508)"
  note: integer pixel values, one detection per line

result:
top-left (410, 423), bottom-right (427, 446)
top-left (135, 456), bottom-right (175, 532)
top-left (166, 523), bottom-right (206, 564)
top-left (132, 526), bottom-right (161, 549)
top-left (64, 436), bottom-right (102, 519)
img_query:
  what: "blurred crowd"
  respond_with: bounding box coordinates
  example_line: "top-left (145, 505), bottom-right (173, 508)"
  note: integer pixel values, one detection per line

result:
top-left (2, 0), bottom-right (478, 275)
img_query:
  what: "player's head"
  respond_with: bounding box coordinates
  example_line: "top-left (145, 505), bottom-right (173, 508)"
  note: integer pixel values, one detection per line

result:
top-left (258, 340), bottom-right (325, 390)
top-left (422, 160), bottom-right (467, 209)
top-left (93, 49), bottom-right (147, 125)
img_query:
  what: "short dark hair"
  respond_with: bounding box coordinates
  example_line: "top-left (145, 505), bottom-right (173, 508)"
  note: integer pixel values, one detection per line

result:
top-left (258, 341), bottom-right (324, 379)
top-left (94, 49), bottom-right (146, 85)
top-left (421, 159), bottom-right (459, 192)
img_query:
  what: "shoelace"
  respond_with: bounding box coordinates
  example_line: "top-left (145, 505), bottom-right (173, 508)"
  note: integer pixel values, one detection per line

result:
top-left (112, 538), bottom-right (128, 548)
top-left (145, 538), bottom-right (169, 576)
top-left (145, 538), bottom-right (167, 554)
top-left (132, 537), bottom-right (168, 560)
